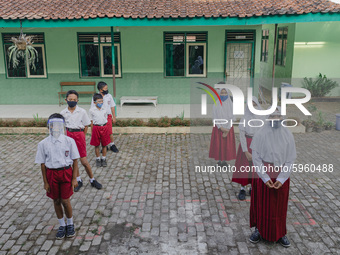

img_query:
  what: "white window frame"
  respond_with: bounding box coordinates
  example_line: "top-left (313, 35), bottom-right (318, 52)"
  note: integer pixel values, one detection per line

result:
top-left (186, 43), bottom-right (207, 77)
top-left (100, 43), bottom-right (121, 78)
top-left (27, 44), bottom-right (47, 78)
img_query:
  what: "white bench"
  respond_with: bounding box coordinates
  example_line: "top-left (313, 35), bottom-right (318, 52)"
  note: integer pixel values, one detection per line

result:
top-left (120, 96), bottom-right (158, 107)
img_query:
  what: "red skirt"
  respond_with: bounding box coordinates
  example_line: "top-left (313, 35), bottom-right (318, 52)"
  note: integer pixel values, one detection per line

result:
top-left (209, 126), bottom-right (236, 161)
top-left (232, 136), bottom-right (253, 186)
top-left (250, 162), bottom-right (290, 242)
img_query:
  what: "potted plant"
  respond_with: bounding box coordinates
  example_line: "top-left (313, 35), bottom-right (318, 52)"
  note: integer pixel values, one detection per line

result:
top-left (7, 22), bottom-right (39, 71)
top-left (324, 122), bottom-right (334, 130)
top-left (315, 112), bottom-right (325, 133)
top-left (303, 120), bottom-right (315, 133)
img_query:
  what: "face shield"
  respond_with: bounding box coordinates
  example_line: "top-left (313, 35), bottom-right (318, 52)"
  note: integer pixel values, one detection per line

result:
top-left (48, 118), bottom-right (66, 139)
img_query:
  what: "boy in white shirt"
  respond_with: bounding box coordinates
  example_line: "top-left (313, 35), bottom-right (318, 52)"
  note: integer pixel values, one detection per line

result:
top-left (60, 90), bottom-right (102, 191)
top-left (35, 113), bottom-right (79, 239)
top-left (89, 93), bottom-right (111, 167)
top-left (91, 81), bottom-right (119, 153)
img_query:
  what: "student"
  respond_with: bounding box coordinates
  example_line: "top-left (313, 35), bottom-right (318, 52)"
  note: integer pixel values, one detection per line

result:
top-left (89, 93), bottom-right (111, 167)
top-left (60, 90), bottom-right (102, 191)
top-left (249, 107), bottom-right (296, 248)
top-left (209, 87), bottom-right (236, 166)
top-left (232, 96), bottom-right (266, 200)
top-left (91, 81), bottom-right (119, 153)
top-left (35, 113), bottom-right (79, 239)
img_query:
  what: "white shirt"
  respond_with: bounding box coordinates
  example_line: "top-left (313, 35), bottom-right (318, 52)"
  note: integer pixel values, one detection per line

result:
top-left (60, 106), bottom-right (91, 129)
top-left (91, 94), bottom-right (116, 115)
top-left (89, 106), bottom-right (108, 125)
top-left (35, 134), bottom-right (80, 169)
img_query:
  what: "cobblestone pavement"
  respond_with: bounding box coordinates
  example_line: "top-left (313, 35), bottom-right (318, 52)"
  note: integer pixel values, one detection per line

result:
top-left (0, 131), bottom-right (339, 255)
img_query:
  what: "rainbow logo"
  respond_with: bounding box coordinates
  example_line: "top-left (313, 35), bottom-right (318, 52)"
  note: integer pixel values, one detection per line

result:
top-left (196, 82), bottom-right (222, 105)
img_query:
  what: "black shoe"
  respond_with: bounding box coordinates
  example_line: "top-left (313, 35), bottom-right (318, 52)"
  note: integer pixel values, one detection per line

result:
top-left (238, 189), bottom-right (246, 200)
top-left (90, 179), bottom-right (102, 190)
top-left (217, 161), bottom-right (222, 166)
top-left (110, 144), bottom-right (119, 153)
top-left (249, 187), bottom-right (252, 196)
top-left (66, 224), bottom-right (76, 238)
top-left (249, 228), bottom-right (261, 244)
top-left (56, 226), bottom-right (66, 239)
top-left (101, 158), bottom-right (107, 167)
top-left (96, 159), bottom-right (101, 167)
top-left (74, 181), bottom-right (83, 192)
top-left (278, 236), bottom-right (291, 248)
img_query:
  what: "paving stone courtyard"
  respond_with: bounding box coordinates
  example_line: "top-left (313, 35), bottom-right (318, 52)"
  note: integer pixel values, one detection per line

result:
top-left (0, 131), bottom-right (339, 254)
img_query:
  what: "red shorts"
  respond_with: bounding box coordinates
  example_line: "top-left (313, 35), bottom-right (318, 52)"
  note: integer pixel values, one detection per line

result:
top-left (107, 114), bottom-right (113, 135)
top-left (66, 131), bottom-right (87, 158)
top-left (90, 125), bottom-right (111, 147)
top-left (46, 167), bottom-right (73, 200)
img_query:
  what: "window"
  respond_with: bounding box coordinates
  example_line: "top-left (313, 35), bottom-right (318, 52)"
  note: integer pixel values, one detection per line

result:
top-left (276, 27), bottom-right (288, 66)
top-left (2, 33), bottom-right (47, 78)
top-left (78, 33), bottom-right (121, 78)
top-left (261, 30), bottom-right (269, 62)
top-left (164, 32), bottom-right (207, 77)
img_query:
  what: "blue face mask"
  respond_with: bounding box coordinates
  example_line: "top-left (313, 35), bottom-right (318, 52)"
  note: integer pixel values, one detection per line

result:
top-left (220, 95), bottom-right (228, 102)
top-left (96, 103), bottom-right (103, 108)
top-left (67, 101), bottom-right (77, 108)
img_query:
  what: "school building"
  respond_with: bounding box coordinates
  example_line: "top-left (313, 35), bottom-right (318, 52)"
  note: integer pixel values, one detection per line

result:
top-left (0, 0), bottom-right (340, 105)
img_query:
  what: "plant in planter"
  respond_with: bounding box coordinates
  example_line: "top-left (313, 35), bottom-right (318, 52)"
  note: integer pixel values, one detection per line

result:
top-left (314, 112), bottom-right (325, 133)
top-left (324, 122), bottom-right (334, 130)
top-left (7, 22), bottom-right (39, 71)
top-left (303, 120), bottom-right (315, 133)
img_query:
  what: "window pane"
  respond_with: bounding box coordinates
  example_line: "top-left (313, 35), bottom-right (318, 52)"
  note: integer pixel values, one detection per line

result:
top-left (188, 45), bottom-right (204, 75)
top-left (165, 44), bottom-right (184, 76)
top-left (276, 38), bottom-right (283, 65)
top-left (5, 45), bottom-right (26, 77)
top-left (79, 44), bottom-right (100, 77)
top-left (29, 46), bottom-right (45, 76)
top-left (103, 45), bottom-right (119, 75)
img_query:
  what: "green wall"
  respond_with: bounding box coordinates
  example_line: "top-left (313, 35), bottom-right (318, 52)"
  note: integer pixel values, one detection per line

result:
top-left (258, 23), bottom-right (296, 92)
top-left (0, 25), bottom-right (262, 104)
top-left (291, 22), bottom-right (340, 96)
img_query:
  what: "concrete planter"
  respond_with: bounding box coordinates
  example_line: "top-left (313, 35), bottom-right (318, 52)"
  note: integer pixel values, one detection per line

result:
top-left (0, 124), bottom-right (306, 134)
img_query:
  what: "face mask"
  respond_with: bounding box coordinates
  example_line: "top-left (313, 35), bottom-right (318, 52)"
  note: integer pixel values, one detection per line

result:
top-left (220, 95), bottom-right (228, 102)
top-left (67, 101), bottom-right (77, 108)
top-left (97, 103), bottom-right (103, 108)
top-left (270, 120), bottom-right (282, 129)
top-left (102, 90), bottom-right (108, 95)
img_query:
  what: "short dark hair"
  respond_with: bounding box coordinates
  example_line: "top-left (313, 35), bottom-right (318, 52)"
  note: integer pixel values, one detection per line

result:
top-left (66, 90), bottom-right (79, 99)
top-left (47, 113), bottom-right (65, 127)
top-left (97, 81), bottom-right (107, 91)
top-left (93, 93), bottom-right (103, 102)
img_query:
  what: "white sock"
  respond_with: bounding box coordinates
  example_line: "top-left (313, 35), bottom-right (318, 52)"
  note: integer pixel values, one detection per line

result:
top-left (96, 157), bottom-right (101, 160)
top-left (58, 218), bottom-right (66, 227)
top-left (66, 217), bottom-right (73, 226)
top-left (90, 178), bottom-right (95, 183)
top-left (240, 186), bottom-right (245, 191)
top-left (76, 176), bottom-right (82, 182)
top-left (101, 156), bottom-right (106, 160)
top-left (109, 142), bottom-right (115, 146)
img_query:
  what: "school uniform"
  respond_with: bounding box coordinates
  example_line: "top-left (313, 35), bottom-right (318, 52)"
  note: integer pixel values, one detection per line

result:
top-left (89, 106), bottom-right (111, 147)
top-left (35, 134), bottom-right (80, 200)
top-left (249, 119), bottom-right (296, 242)
top-left (60, 106), bottom-right (91, 158)
top-left (91, 93), bottom-right (115, 135)
top-left (209, 90), bottom-right (236, 161)
top-left (232, 97), bottom-right (267, 186)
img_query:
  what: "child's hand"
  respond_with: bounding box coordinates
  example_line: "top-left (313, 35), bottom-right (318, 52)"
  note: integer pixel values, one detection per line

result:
top-left (112, 117), bottom-right (116, 124)
top-left (44, 182), bottom-right (50, 193)
top-left (72, 178), bottom-right (78, 191)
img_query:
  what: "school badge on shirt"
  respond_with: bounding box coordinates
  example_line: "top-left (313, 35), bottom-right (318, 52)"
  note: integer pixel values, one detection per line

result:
top-left (65, 151), bottom-right (69, 157)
